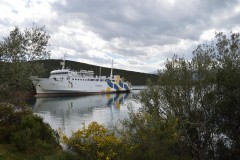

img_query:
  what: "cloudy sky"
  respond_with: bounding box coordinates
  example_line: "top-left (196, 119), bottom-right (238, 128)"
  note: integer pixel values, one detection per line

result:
top-left (1, 0), bottom-right (240, 73)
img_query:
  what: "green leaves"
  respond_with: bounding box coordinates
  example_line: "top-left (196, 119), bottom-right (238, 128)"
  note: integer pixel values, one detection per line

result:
top-left (23, 26), bottom-right (50, 61)
top-left (0, 103), bottom-right (60, 153)
top-left (157, 32), bottom-right (240, 159)
top-left (60, 122), bottom-right (122, 160)
top-left (122, 32), bottom-right (240, 159)
top-left (0, 26), bottom-right (50, 99)
top-left (0, 26), bottom-right (50, 62)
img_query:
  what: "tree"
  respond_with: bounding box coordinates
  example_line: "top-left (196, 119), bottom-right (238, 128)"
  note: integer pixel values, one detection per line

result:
top-left (121, 32), bottom-right (240, 159)
top-left (0, 26), bottom-right (50, 62)
top-left (0, 26), bottom-right (50, 99)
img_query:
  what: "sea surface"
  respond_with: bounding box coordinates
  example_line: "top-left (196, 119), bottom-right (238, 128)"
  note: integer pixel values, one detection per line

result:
top-left (27, 90), bottom-right (141, 136)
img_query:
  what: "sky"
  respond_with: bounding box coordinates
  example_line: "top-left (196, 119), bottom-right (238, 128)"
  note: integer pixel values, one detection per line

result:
top-left (1, 0), bottom-right (240, 73)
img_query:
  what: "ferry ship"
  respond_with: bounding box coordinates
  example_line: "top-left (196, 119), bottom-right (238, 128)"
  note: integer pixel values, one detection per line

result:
top-left (31, 58), bottom-right (132, 96)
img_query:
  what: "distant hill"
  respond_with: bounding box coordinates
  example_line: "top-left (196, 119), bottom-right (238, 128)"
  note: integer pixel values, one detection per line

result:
top-left (36, 59), bottom-right (158, 86)
top-left (149, 70), bottom-right (158, 75)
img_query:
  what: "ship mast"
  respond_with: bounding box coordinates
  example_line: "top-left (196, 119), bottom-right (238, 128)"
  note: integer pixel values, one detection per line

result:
top-left (99, 66), bottom-right (101, 77)
top-left (61, 54), bottom-right (66, 70)
top-left (110, 59), bottom-right (113, 81)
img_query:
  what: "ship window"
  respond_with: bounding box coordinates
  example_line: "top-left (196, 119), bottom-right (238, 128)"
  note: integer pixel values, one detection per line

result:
top-left (72, 78), bottom-right (74, 80)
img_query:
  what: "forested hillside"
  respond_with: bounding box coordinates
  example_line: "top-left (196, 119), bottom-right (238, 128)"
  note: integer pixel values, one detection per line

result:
top-left (36, 59), bottom-right (158, 85)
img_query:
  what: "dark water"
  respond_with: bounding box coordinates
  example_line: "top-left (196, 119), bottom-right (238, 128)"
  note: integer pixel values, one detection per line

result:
top-left (27, 90), bottom-right (141, 136)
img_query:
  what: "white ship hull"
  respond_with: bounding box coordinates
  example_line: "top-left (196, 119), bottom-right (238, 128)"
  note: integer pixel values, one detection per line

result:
top-left (32, 77), bottom-right (131, 96)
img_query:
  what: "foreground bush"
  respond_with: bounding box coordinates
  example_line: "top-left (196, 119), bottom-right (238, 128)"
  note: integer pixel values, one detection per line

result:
top-left (135, 32), bottom-right (240, 159)
top-left (0, 103), bottom-right (61, 155)
top-left (60, 122), bottom-right (123, 160)
top-left (120, 103), bottom-right (189, 160)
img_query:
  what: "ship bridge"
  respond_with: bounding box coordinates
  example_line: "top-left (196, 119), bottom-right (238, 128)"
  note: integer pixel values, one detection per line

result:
top-left (50, 69), bottom-right (70, 76)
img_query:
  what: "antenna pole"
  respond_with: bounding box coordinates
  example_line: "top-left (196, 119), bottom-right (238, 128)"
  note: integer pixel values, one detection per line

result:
top-left (110, 59), bottom-right (113, 81)
top-left (61, 53), bottom-right (66, 69)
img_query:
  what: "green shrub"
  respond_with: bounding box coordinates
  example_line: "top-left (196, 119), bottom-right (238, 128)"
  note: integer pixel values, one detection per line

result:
top-left (60, 121), bottom-right (122, 160)
top-left (0, 103), bottom-right (60, 154)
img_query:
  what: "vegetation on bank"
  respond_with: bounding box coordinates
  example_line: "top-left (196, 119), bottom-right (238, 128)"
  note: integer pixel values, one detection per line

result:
top-left (0, 26), bottom-right (50, 101)
top-left (1, 25), bottom-right (240, 159)
top-left (0, 103), bottom-right (77, 159)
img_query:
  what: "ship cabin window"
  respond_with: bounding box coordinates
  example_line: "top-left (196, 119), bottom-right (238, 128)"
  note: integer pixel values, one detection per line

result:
top-left (51, 72), bottom-right (69, 75)
top-left (72, 78), bottom-right (74, 80)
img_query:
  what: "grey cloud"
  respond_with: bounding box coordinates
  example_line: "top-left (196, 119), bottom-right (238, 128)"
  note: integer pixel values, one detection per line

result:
top-left (2, 0), bottom-right (237, 72)
top-left (51, 0), bottom-right (238, 46)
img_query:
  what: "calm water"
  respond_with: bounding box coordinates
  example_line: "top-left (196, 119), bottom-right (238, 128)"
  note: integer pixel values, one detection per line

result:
top-left (27, 90), bottom-right (141, 136)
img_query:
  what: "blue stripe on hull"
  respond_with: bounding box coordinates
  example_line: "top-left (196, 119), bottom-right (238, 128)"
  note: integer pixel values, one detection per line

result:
top-left (124, 83), bottom-right (129, 90)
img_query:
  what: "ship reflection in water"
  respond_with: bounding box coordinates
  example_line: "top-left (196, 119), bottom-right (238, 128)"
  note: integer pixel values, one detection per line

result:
top-left (30, 91), bottom-right (140, 136)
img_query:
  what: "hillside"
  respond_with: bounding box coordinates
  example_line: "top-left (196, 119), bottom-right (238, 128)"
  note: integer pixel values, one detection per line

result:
top-left (36, 59), bottom-right (158, 85)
